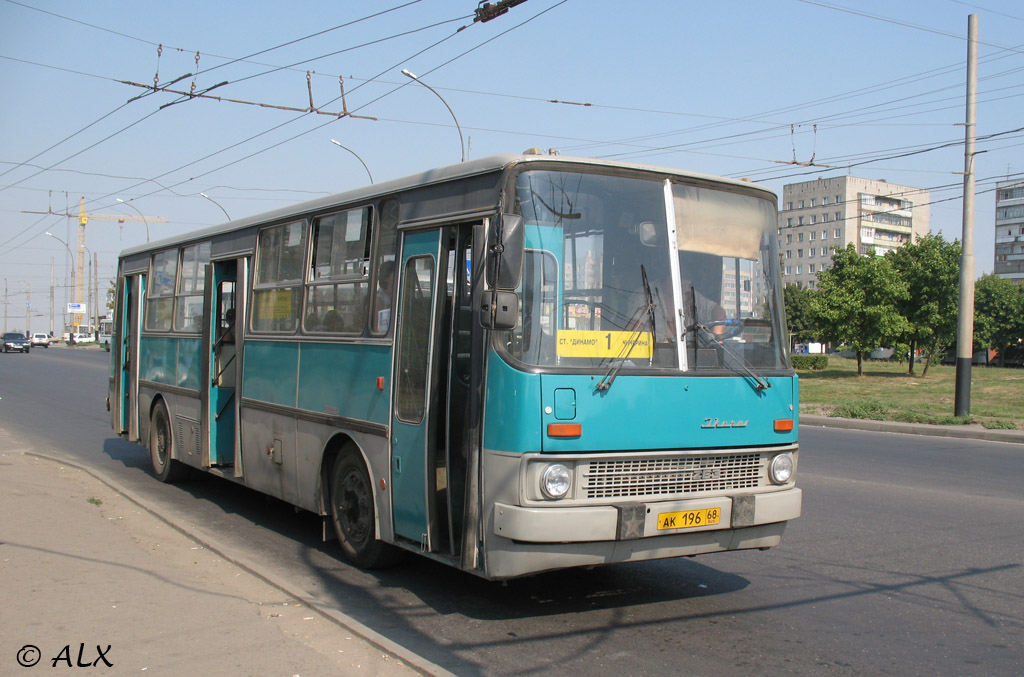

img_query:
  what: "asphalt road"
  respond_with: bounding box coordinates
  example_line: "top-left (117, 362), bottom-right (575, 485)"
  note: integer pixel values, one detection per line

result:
top-left (1, 347), bottom-right (1021, 675)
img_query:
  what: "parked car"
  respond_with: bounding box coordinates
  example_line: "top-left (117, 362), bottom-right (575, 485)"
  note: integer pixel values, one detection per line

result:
top-left (30, 333), bottom-right (50, 348)
top-left (3, 332), bottom-right (31, 353)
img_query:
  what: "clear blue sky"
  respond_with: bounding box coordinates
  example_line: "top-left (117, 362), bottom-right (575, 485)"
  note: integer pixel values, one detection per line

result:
top-left (1, 0), bottom-right (1022, 332)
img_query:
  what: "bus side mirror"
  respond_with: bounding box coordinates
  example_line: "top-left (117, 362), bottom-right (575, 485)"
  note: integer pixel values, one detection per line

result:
top-left (485, 214), bottom-right (524, 291)
top-left (479, 290), bottom-right (519, 330)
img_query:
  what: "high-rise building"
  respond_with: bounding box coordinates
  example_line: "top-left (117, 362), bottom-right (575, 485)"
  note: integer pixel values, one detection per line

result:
top-left (777, 176), bottom-right (930, 288)
top-left (994, 179), bottom-right (1024, 284)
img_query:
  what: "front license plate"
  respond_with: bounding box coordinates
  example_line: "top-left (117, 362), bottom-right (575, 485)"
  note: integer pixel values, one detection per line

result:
top-left (656, 508), bottom-right (721, 530)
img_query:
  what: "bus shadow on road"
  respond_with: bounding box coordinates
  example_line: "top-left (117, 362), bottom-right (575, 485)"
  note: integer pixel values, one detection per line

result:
top-left (101, 436), bottom-right (157, 473)
top-left (376, 556), bottom-right (749, 620)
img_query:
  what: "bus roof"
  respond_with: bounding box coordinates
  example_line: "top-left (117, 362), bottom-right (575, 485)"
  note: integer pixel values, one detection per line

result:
top-left (118, 153), bottom-right (775, 260)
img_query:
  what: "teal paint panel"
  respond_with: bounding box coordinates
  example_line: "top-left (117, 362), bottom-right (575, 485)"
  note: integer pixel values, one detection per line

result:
top-left (297, 342), bottom-right (392, 424)
top-left (793, 374), bottom-right (800, 435)
top-left (482, 351), bottom-right (544, 453)
top-left (211, 387), bottom-right (235, 464)
top-left (140, 336), bottom-right (176, 385)
top-left (539, 372), bottom-right (798, 453)
top-left (243, 341), bottom-right (299, 407)
top-left (176, 337), bottom-right (202, 390)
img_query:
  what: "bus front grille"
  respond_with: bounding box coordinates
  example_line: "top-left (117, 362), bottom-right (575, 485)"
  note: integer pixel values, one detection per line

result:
top-left (581, 453), bottom-right (763, 499)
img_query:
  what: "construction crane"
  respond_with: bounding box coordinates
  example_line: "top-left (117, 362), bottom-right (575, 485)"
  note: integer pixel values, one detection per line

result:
top-left (24, 197), bottom-right (167, 330)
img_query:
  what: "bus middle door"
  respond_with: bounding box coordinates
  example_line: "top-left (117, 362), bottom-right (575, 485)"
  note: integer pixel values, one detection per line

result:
top-left (200, 259), bottom-right (241, 473)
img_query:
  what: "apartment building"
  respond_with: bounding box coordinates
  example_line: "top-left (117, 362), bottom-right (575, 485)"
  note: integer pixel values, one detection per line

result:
top-left (777, 176), bottom-right (930, 288)
top-left (994, 179), bottom-right (1024, 284)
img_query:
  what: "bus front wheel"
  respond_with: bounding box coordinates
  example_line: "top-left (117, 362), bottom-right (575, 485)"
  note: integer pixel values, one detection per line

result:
top-left (329, 450), bottom-right (401, 569)
top-left (149, 401), bottom-right (189, 483)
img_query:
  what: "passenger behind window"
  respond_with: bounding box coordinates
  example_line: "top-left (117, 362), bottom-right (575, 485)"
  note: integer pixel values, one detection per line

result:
top-left (323, 310), bottom-right (345, 332)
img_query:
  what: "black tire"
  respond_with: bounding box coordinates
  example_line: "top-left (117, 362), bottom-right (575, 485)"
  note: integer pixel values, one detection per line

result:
top-left (149, 401), bottom-right (189, 483)
top-left (329, 449), bottom-right (402, 569)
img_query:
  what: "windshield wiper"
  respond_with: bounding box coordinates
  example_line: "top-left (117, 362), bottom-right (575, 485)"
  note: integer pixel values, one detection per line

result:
top-left (687, 288), bottom-right (771, 392)
top-left (595, 266), bottom-right (657, 392)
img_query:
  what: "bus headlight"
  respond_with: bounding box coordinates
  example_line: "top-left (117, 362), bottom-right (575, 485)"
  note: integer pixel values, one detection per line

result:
top-left (769, 454), bottom-right (794, 484)
top-left (540, 464), bottom-right (572, 499)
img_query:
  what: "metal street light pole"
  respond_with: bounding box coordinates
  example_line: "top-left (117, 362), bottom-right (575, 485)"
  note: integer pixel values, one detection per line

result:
top-left (116, 198), bottom-right (151, 242)
top-left (329, 139), bottom-right (374, 184)
top-left (200, 193), bottom-right (232, 221)
top-left (46, 231), bottom-right (76, 333)
top-left (401, 69), bottom-right (465, 162)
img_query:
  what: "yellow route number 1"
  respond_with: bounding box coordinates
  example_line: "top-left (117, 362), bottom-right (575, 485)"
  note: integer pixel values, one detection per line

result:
top-left (556, 330), bottom-right (653, 359)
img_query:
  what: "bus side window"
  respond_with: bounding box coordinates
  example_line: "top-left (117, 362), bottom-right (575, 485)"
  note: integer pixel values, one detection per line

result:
top-left (370, 198), bottom-right (399, 336)
top-left (252, 220), bottom-right (306, 333)
top-left (304, 207), bottom-right (373, 335)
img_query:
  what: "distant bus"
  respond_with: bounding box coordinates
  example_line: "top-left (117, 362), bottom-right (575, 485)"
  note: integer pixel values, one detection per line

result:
top-left (108, 154), bottom-right (800, 580)
top-left (98, 318), bottom-right (113, 349)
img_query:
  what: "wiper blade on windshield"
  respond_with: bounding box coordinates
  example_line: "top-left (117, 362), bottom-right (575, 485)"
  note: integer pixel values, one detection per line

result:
top-left (687, 287), bottom-right (771, 392)
top-left (690, 321), bottom-right (772, 392)
top-left (595, 265), bottom-right (657, 392)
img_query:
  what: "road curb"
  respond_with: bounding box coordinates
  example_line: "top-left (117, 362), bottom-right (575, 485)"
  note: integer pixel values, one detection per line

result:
top-left (24, 450), bottom-right (455, 677)
top-left (800, 414), bottom-right (1024, 445)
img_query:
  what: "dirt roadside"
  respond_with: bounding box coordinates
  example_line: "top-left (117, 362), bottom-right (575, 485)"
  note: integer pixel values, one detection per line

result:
top-left (0, 450), bottom-right (420, 676)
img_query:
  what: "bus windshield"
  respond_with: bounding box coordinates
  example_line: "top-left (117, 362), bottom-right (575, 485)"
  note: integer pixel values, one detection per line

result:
top-left (506, 167), bottom-right (789, 375)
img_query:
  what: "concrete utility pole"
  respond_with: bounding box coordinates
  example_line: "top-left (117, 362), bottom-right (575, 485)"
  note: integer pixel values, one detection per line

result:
top-left (954, 13), bottom-right (978, 418)
top-left (50, 257), bottom-right (54, 336)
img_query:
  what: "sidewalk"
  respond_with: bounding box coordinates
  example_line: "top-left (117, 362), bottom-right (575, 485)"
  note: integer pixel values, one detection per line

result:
top-left (801, 413), bottom-right (1024, 445)
top-left (0, 451), bottom-right (423, 676)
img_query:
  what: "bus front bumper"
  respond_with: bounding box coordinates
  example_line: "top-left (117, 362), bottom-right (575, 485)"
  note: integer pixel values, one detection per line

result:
top-left (493, 487), bottom-right (801, 544)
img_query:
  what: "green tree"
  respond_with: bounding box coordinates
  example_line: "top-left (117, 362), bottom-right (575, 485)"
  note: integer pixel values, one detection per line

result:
top-left (974, 274), bottom-right (1024, 366)
top-left (887, 233), bottom-right (960, 376)
top-left (812, 244), bottom-right (909, 375)
top-left (783, 283), bottom-right (818, 348)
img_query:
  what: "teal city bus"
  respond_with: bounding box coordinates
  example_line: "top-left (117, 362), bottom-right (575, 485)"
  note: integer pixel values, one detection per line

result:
top-left (109, 153), bottom-right (800, 580)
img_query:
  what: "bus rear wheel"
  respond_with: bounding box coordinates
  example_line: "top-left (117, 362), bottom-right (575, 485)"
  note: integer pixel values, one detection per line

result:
top-left (149, 401), bottom-right (189, 483)
top-left (329, 450), bottom-right (401, 569)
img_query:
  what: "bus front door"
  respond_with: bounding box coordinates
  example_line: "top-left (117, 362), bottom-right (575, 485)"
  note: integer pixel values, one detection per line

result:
top-left (391, 229), bottom-right (444, 549)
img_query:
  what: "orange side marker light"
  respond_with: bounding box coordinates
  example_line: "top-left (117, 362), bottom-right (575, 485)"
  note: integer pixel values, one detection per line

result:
top-left (774, 419), bottom-right (794, 432)
top-left (547, 423), bottom-right (582, 438)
